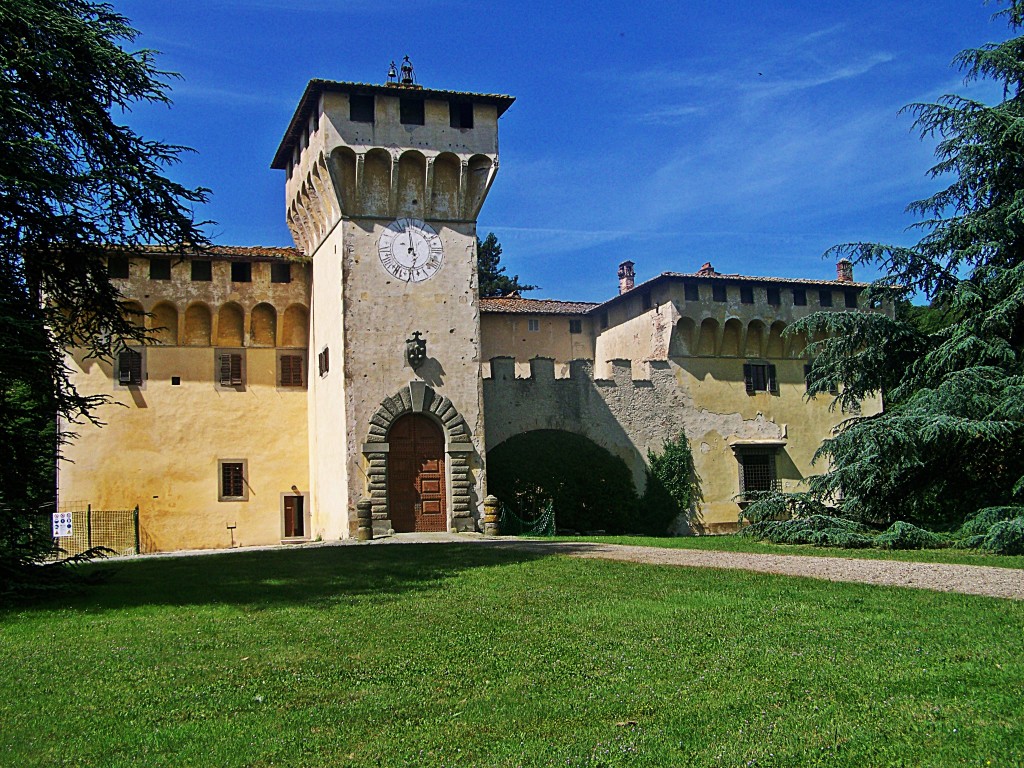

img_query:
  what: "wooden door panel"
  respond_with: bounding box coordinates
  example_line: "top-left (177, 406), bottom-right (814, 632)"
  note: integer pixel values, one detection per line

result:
top-left (387, 414), bottom-right (447, 532)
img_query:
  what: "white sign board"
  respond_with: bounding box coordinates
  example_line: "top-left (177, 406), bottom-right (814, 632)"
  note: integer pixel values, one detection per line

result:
top-left (52, 512), bottom-right (73, 538)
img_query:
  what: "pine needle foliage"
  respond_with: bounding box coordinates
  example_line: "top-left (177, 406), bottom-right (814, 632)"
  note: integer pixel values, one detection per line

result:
top-left (476, 233), bottom-right (537, 298)
top-left (791, 1), bottom-right (1024, 529)
top-left (0, 2), bottom-right (209, 574)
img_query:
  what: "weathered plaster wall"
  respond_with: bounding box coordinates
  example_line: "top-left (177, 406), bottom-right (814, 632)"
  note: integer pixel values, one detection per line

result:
top-left (60, 347), bottom-right (309, 552)
top-left (340, 218), bottom-right (486, 532)
top-left (482, 355), bottom-right (881, 532)
top-left (480, 314), bottom-right (595, 376)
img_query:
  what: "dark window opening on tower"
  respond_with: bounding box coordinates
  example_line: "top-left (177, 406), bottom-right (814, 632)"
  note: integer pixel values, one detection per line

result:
top-left (766, 286), bottom-right (781, 306)
top-left (712, 284), bottom-right (727, 302)
top-left (450, 101), bottom-right (473, 129)
top-left (793, 288), bottom-right (807, 306)
top-left (350, 94), bottom-right (374, 123)
top-left (684, 283), bottom-right (699, 302)
top-left (400, 98), bottom-right (425, 126)
top-left (740, 286), bottom-right (754, 304)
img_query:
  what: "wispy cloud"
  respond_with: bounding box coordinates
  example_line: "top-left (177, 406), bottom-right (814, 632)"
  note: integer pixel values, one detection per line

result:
top-left (634, 105), bottom-right (706, 125)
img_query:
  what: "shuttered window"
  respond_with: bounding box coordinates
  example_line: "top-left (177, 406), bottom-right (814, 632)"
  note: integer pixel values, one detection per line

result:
top-left (118, 349), bottom-right (143, 385)
top-left (219, 353), bottom-right (243, 387)
top-left (280, 354), bottom-right (303, 387)
top-left (743, 362), bottom-right (778, 394)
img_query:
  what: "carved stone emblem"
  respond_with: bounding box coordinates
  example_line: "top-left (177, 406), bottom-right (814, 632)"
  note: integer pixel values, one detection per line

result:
top-left (406, 330), bottom-right (427, 369)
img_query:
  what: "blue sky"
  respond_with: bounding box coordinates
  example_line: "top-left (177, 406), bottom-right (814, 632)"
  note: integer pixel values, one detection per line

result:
top-left (119, 0), bottom-right (1009, 302)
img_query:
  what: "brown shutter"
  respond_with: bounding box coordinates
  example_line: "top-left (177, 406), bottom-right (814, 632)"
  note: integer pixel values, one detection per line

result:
top-left (743, 363), bottom-right (754, 394)
top-left (230, 354), bottom-right (242, 385)
top-left (768, 364), bottom-right (778, 394)
top-left (219, 354), bottom-right (232, 386)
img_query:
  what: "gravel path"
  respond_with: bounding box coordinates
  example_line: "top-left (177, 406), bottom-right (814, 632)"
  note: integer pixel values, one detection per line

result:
top-left (473, 538), bottom-right (1024, 601)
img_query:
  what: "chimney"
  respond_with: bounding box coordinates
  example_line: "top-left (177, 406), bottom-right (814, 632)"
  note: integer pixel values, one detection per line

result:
top-left (618, 260), bottom-right (635, 294)
top-left (697, 261), bottom-right (716, 276)
top-left (836, 258), bottom-right (853, 283)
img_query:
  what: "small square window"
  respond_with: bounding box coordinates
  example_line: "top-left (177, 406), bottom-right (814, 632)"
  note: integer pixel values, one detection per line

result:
top-left (400, 98), bottom-right (425, 126)
top-left (219, 459), bottom-right (248, 501)
top-left (712, 284), bottom-right (727, 302)
top-left (271, 262), bottom-right (291, 284)
top-left (449, 101), bottom-right (473, 129)
top-left (845, 290), bottom-right (858, 309)
top-left (569, 319), bottom-right (582, 334)
top-left (740, 286), bottom-right (754, 304)
top-left (766, 286), bottom-right (781, 306)
top-left (793, 288), bottom-right (807, 306)
top-left (150, 258), bottom-right (171, 280)
top-left (108, 256), bottom-right (129, 279)
top-left (350, 94), bottom-right (375, 123)
top-left (684, 283), bottom-right (700, 302)
top-left (191, 260), bottom-right (212, 281)
top-left (819, 289), bottom-right (833, 307)
top-left (527, 318), bottom-right (540, 332)
top-left (280, 353), bottom-right (304, 387)
top-left (117, 348), bottom-right (143, 386)
top-left (216, 350), bottom-right (245, 389)
top-left (231, 262), bottom-right (252, 283)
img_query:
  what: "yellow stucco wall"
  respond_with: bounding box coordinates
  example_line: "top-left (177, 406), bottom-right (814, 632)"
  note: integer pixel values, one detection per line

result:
top-left (480, 313), bottom-right (595, 376)
top-left (60, 346), bottom-right (310, 552)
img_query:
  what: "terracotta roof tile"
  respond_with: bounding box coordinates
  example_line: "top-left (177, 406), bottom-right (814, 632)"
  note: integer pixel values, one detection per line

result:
top-left (480, 297), bottom-right (599, 315)
top-left (140, 245), bottom-right (305, 262)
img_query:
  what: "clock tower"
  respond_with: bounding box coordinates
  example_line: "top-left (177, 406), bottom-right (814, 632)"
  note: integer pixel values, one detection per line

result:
top-left (271, 69), bottom-right (514, 538)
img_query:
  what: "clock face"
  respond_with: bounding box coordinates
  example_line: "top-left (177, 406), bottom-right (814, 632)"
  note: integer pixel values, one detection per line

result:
top-left (378, 218), bottom-right (444, 282)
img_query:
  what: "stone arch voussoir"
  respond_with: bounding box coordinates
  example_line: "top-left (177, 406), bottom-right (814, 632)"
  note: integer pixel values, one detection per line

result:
top-left (361, 381), bottom-right (475, 532)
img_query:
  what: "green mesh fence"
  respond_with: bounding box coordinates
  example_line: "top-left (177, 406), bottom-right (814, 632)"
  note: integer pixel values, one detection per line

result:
top-left (498, 500), bottom-right (556, 537)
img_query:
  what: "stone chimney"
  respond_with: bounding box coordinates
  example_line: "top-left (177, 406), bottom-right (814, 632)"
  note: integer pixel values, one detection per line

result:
top-left (618, 260), bottom-right (635, 294)
top-left (836, 258), bottom-right (854, 283)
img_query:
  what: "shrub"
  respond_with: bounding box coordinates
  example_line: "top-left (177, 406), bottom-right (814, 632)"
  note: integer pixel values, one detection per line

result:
top-left (981, 517), bottom-right (1024, 555)
top-left (875, 521), bottom-right (947, 550)
top-left (958, 506), bottom-right (1024, 538)
top-left (742, 515), bottom-right (874, 548)
top-left (640, 433), bottom-right (701, 535)
top-left (739, 491), bottom-right (830, 524)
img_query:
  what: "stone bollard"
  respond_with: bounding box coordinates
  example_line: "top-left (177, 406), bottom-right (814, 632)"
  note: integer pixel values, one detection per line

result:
top-left (356, 499), bottom-right (373, 541)
top-left (482, 494), bottom-right (501, 537)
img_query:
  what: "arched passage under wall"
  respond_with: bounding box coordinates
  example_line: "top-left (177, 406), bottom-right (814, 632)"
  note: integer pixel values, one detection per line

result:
top-left (487, 429), bottom-right (638, 534)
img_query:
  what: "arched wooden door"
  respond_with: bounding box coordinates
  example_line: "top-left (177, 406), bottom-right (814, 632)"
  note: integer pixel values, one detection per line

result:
top-left (388, 413), bottom-right (447, 532)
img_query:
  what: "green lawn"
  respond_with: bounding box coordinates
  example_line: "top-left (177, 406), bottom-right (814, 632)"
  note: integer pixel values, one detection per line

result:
top-left (2, 544), bottom-right (1022, 767)
top-left (547, 534), bottom-right (1024, 569)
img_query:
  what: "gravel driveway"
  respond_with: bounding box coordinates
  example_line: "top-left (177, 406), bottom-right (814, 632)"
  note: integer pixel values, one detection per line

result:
top-left (471, 538), bottom-right (1024, 601)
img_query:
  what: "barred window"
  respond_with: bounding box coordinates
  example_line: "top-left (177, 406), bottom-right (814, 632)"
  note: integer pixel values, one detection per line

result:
top-left (738, 451), bottom-right (777, 494)
top-left (219, 460), bottom-right (248, 501)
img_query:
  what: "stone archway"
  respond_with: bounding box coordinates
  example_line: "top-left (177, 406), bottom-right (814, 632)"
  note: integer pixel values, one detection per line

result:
top-left (361, 381), bottom-right (475, 534)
